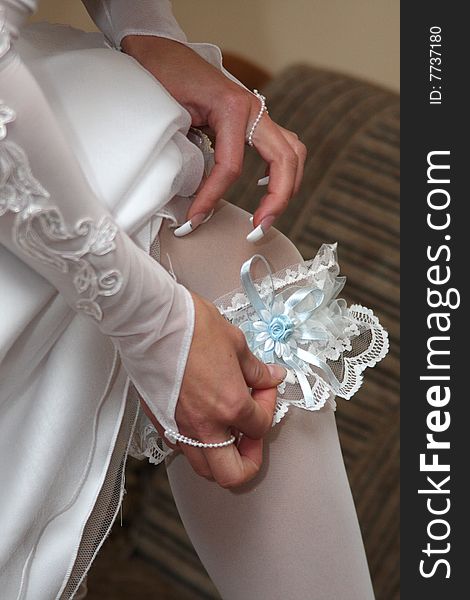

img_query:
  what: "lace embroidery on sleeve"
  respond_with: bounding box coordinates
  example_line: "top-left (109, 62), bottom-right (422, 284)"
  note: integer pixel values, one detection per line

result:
top-left (0, 101), bottom-right (123, 321)
top-left (0, 7), bottom-right (11, 60)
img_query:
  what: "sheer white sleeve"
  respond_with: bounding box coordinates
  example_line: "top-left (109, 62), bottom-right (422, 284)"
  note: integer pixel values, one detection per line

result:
top-left (0, 2), bottom-right (194, 433)
top-left (82, 0), bottom-right (248, 88)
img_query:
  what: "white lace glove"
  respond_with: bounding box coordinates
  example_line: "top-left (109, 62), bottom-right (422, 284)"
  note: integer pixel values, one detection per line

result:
top-left (0, 2), bottom-right (194, 433)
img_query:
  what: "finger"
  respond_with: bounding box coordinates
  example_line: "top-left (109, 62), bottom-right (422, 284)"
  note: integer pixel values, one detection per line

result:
top-left (202, 433), bottom-right (262, 489)
top-left (251, 123), bottom-right (298, 226)
top-left (186, 103), bottom-right (248, 221)
top-left (251, 384), bottom-right (277, 427)
top-left (238, 341), bottom-right (287, 389)
top-left (179, 443), bottom-right (215, 481)
top-left (279, 126), bottom-right (307, 196)
top-left (230, 385), bottom-right (278, 439)
top-left (237, 434), bottom-right (264, 473)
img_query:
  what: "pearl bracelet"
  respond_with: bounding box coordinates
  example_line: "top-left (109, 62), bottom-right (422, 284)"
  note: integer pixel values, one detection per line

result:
top-left (247, 89), bottom-right (268, 147)
top-left (164, 429), bottom-right (237, 448)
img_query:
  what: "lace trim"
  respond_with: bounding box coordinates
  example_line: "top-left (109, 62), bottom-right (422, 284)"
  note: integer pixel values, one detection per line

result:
top-left (0, 7), bottom-right (11, 60)
top-left (0, 101), bottom-right (14, 140)
top-left (216, 245), bottom-right (339, 317)
top-left (335, 304), bottom-right (390, 398)
top-left (187, 127), bottom-right (215, 173)
top-left (0, 101), bottom-right (123, 321)
top-left (131, 243), bottom-right (389, 466)
top-left (129, 405), bottom-right (174, 465)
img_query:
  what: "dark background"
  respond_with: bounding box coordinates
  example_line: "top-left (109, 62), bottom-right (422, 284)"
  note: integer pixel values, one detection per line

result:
top-left (401, 3), bottom-right (468, 597)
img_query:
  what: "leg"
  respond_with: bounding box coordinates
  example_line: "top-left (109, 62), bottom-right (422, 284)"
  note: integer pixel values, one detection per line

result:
top-left (159, 201), bottom-right (375, 600)
top-left (157, 199), bottom-right (304, 301)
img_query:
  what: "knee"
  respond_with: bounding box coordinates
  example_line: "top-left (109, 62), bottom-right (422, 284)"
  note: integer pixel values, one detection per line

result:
top-left (156, 200), bottom-right (304, 298)
top-left (220, 200), bottom-right (303, 269)
top-left (255, 225), bottom-right (303, 272)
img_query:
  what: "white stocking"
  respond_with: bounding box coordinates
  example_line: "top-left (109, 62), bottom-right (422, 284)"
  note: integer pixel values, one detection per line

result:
top-left (157, 200), bottom-right (375, 600)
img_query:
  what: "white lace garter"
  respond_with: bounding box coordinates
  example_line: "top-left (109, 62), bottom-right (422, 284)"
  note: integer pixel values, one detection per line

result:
top-left (130, 243), bottom-right (390, 466)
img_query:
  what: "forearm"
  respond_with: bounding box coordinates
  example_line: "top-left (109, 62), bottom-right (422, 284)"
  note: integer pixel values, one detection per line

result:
top-left (82, 0), bottom-right (187, 48)
top-left (82, 0), bottom-right (248, 90)
top-left (1, 9), bottom-right (195, 433)
top-left (121, 34), bottom-right (231, 125)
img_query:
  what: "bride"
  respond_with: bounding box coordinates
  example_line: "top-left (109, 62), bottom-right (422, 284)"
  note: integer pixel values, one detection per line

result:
top-left (0, 2), bottom-right (388, 598)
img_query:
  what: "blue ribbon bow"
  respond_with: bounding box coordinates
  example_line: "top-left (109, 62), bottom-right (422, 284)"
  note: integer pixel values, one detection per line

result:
top-left (239, 255), bottom-right (341, 407)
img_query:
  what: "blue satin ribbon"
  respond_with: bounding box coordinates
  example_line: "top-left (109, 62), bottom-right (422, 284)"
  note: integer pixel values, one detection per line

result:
top-left (240, 255), bottom-right (340, 407)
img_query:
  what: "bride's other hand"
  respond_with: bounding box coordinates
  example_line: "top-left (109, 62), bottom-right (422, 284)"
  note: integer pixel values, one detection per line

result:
top-left (142, 292), bottom-right (287, 488)
top-left (121, 35), bottom-right (307, 237)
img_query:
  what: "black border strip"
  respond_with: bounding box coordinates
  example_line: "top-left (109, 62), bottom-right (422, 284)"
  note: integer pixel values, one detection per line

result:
top-left (401, 3), bottom-right (468, 597)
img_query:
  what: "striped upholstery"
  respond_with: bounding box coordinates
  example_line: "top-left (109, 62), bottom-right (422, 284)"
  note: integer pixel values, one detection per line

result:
top-left (225, 65), bottom-right (400, 600)
top-left (87, 65), bottom-right (399, 600)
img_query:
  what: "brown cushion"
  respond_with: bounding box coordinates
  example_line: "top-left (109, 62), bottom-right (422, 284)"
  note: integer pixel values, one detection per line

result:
top-left (226, 64), bottom-right (400, 600)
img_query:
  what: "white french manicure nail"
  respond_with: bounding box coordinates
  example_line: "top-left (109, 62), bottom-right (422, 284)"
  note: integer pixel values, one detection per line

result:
top-left (246, 215), bottom-right (276, 242)
top-left (246, 224), bottom-right (264, 243)
top-left (173, 211), bottom-right (213, 237)
top-left (267, 363), bottom-right (287, 381)
top-left (249, 215), bottom-right (254, 224)
top-left (173, 220), bottom-right (192, 237)
top-left (257, 176), bottom-right (270, 186)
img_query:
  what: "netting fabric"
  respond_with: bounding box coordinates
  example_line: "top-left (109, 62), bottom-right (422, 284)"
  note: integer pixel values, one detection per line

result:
top-left (59, 388), bottom-right (139, 599)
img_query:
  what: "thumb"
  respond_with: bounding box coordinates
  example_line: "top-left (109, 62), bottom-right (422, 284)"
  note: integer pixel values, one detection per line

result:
top-left (239, 345), bottom-right (287, 389)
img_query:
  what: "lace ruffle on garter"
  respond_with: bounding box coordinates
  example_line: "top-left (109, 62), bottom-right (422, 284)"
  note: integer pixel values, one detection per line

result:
top-left (130, 243), bottom-right (390, 465)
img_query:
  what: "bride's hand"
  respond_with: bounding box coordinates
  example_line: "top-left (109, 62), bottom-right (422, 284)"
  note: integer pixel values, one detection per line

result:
top-left (122, 35), bottom-right (307, 237)
top-left (141, 291), bottom-right (286, 488)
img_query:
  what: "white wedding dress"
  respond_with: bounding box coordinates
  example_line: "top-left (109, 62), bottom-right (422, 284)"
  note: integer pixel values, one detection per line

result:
top-left (0, 2), bottom-right (243, 598)
top-left (1, 2), bottom-right (389, 599)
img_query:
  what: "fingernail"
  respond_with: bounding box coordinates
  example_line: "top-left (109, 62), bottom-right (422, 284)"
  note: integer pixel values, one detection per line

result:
top-left (267, 363), bottom-right (287, 382)
top-left (174, 211), bottom-right (211, 237)
top-left (246, 215), bottom-right (276, 242)
top-left (257, 175), bottom-right (270, 186)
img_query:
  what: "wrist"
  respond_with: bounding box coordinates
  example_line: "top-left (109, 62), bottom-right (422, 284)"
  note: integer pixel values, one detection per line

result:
top-left (121, 34), bottom-right (189, 63)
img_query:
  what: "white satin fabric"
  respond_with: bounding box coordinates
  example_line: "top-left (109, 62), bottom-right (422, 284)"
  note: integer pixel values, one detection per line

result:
top-left (0, 1), bottom-right (236, 597)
